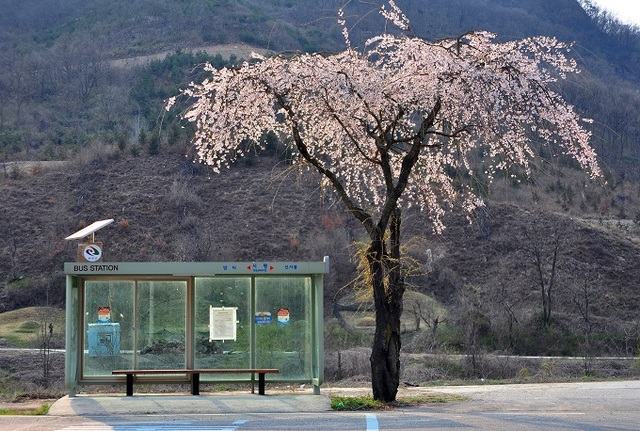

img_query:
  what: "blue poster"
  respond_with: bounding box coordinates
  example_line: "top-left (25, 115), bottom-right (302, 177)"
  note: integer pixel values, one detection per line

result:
top-left (255, 312), bottom-right (272, 324)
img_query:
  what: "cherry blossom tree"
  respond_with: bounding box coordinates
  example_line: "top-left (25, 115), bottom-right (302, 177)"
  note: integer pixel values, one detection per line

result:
top-left (168, 1), bottom-right (601, 402)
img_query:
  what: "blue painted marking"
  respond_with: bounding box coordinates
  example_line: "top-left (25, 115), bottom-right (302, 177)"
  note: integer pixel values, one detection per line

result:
top-left (366, 413), bottom-right (379, 431)
top-left (59, 423), bottom-right (240, 431)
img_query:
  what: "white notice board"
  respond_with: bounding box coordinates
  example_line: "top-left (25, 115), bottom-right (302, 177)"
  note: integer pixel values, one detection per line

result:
top-left (209, 306), bottom-right (237, 341)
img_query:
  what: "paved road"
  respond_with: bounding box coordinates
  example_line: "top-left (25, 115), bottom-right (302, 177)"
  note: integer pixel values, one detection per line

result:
top-left (1, 380), bottom-right (639, 430)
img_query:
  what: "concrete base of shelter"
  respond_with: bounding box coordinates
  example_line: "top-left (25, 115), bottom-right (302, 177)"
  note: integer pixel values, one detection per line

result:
top-left (48, 392), bottom-right (331, 416)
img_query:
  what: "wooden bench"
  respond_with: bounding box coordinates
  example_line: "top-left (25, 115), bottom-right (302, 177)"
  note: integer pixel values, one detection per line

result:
top-left (112, 369), bottom-right (279, 396)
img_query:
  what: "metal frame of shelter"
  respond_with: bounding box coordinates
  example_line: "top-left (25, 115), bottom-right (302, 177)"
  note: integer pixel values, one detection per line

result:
top-left (64, 258), bottom-right (328, 396)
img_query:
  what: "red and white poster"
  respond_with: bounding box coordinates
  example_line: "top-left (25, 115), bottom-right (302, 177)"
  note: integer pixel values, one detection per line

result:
top-left (277, 308), bottom-right (290, 325)
top-left (98, 306), bottom-right (111, 323)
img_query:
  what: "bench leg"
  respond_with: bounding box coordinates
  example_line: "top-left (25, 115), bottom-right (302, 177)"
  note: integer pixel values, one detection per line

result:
top-left (258, 373), bottom-right (266, 395)
top-left (191, 373), bottom-right (200, 395)
top-left (126, 374), bottom-right (134, 396)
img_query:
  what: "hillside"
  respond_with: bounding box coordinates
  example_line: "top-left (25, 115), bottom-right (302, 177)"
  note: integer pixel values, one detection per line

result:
top-left (1, 0), bottom-right (640, 360)
top-left (0, 1), bottom-right (639, 178)
top-left (0, 147), bottom-right (358, 309)
top-left (2, 144), bottom-right (640, 357)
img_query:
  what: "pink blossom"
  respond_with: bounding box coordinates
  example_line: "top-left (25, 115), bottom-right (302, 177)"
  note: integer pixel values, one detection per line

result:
top-left (168, 1), bottom-right (601, 232)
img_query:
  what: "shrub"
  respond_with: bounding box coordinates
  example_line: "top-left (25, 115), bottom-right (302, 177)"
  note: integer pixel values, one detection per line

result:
top-left (330, 395), bottom-right (381, 410)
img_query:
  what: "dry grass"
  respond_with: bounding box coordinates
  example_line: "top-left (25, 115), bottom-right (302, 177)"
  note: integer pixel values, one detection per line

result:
top-left (0, 307), bottom-right (65, 347)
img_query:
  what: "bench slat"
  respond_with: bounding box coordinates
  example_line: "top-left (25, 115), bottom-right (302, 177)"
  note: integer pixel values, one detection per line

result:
top-left (111, 369), bottom-right (279, 396)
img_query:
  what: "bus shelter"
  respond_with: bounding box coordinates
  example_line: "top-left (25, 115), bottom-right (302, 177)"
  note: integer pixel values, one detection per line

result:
top-left (64, 258), bottom-right (328, 396)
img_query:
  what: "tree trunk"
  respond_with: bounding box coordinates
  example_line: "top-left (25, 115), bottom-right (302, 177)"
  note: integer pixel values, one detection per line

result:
top-left (370, 292), bottom-right (403, 402)
top-left (369, 208), bottom-right (405, 402)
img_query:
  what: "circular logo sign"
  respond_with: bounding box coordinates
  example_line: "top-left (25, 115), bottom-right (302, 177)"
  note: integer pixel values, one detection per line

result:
top-left (83, 244), bottom-right (103, 262)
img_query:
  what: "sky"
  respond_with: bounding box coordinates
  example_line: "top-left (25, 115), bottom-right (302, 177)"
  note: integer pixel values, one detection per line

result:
top-left (589, 0), bottom-right (640, 26)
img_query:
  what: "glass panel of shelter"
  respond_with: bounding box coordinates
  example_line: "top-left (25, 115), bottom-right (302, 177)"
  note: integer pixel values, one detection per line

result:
top-left (83, 280), bottom-right (135, 377)
top-left (255, 276), bottom-right (312, 380)
top-left (136, 280), bottom-right (187, 370)
top-left (194, 277), bottom-right (251, 376)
